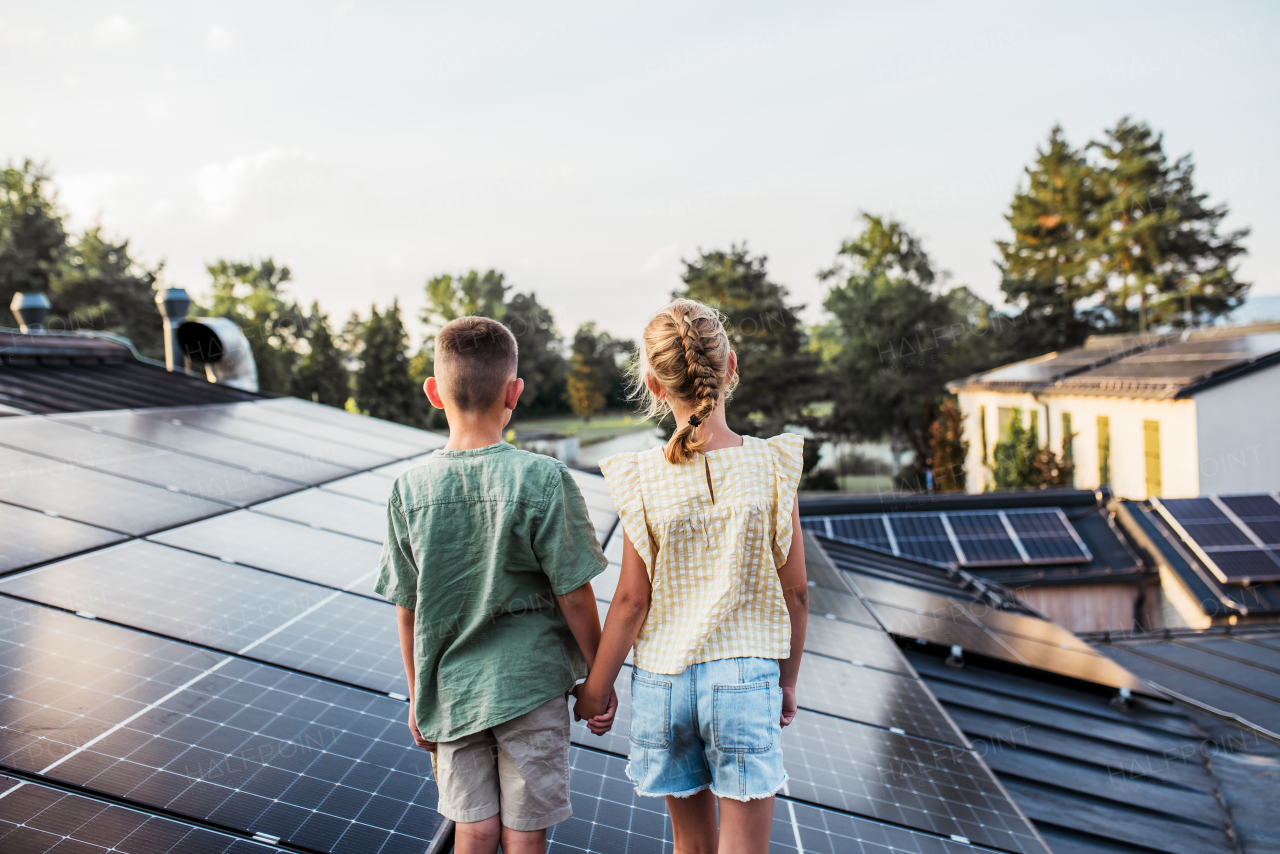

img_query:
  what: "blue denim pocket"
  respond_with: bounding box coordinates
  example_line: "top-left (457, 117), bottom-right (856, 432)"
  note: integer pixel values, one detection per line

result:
top-left (630, 672), bottom-right (672, 749)
top-left (712, 681), bottom-right (774, 754)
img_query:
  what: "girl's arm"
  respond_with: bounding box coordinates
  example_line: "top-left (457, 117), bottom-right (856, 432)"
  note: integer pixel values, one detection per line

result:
top-left (777, 496), bottom-right (808, 726)
top-left (574, 528), bottom-right (651, 719)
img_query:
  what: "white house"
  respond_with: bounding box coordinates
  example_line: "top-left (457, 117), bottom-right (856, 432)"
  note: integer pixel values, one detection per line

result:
top-left (949, 322), bottom-right (1280, 499)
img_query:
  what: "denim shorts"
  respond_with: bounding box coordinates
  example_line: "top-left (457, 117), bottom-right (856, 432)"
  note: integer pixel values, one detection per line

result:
top-left (626, 657), bottom-right (786, 801)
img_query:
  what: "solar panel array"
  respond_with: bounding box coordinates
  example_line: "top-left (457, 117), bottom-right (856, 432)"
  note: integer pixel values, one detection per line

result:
top-left (801, 508), bottom-right (1091, 569)
top-left (1153, 494), bottom-right (1280, 583)
top-left (0, 397), bottom-right (1050, 854)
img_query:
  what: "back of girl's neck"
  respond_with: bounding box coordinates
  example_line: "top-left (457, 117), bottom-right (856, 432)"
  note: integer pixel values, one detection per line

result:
top-left (677, 412), bottom-right (741, 453)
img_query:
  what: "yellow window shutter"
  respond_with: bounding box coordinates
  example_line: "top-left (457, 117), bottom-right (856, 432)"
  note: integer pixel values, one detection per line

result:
top-left (1097, 415), bottom-right (1110, 486)
top-left (1144, 420), bottom-right (1162, 497)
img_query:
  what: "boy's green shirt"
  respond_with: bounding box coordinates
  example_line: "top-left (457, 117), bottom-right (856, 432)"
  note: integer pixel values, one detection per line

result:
top-left (376, 442), bottom-right (607, 742)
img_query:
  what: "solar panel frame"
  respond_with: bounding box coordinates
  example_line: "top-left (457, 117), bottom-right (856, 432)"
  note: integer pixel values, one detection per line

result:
top-left (1153, 495), bottom-right (1280, 583)
top-left (149, 511), bottom-right (383, 599)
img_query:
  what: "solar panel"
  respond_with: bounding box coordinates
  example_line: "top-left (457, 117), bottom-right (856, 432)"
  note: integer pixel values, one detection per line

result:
top-left (0, 777), bottom-right (276, 853)
top-left (256, 397), bottom-right (446, 451)
top-left (320, 472), bottom-right (394, 505)
top-left (804, 617), bottom-right (913, 675)
top-left (145, 409), bottom-right (396, 472)
top-left (0, 445), bottom-right (229, 535)
top-left (1154, 496), bottom-right (1280, 583)
top-left (228, 406), bottom-right (429, 460)
top-left (149, 511), bottom-right (383, 598)
top-left (0, 542), bottom-right (402, 695)
top-left (805, 583), bottom-right (879, 628)
top-left (252, 490), bottom-right (387, 543)
top-left (569, 666), bottom-right (1042, 854)
top-left (0, 600), bottom-right (444, 851)
top-left (0, 502), bottom-right (126, 575)
top-left (812, 509), bottom-right (1090, 568)
top-left (367, 454), bottom-right (437, 479)
top-left (0, 417), bottom-right (299, 507)
top-left (58, 411), bottom-right (355, 486)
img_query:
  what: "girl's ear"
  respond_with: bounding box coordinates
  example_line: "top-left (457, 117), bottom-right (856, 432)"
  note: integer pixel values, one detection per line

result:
top-left (643, 371), bottom-right (666, 400)
top-left (726, 350), bottom-right (738, 386)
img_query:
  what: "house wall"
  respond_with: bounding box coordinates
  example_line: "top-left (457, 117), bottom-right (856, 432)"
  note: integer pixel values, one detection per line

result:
top-left (957, 389), bottom-right (1199, 498)
top-left (1010, 582), bottom-right (1147, 634)
top-left (1192, 360), bottom-right (1280, 494)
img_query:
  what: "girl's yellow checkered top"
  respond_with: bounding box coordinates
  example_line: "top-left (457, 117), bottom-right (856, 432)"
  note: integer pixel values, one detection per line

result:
top-left (599, 433), bottom-right (804, 675)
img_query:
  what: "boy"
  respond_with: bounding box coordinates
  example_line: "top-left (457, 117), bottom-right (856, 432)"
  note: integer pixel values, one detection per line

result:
top-left (377, 316), bottom-right (615, 854)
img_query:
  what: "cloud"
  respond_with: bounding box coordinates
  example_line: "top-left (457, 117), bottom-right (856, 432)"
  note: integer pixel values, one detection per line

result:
top-left (57, 172), bottom-right (134, 225)
top-left (204, 25), bottom-right (240, 53)
top-left (638, 243), bottom-right (681, 273)
top-left (335, 2), bottom-right (354, 21)
top-left (0, 19), bottom-right (43, 46)
top-left (192, 150), bottom-right (331, 218)
top-left (95, 15), bottom-right (139, 45)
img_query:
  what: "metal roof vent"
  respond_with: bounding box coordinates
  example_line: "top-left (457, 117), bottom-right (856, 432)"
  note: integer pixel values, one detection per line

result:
top-left (154, 288), bottom-right (192, 372)
top-left (177, 317), bottom-right (259, 392)
top-left (10, 292), bottom-right (51, 333)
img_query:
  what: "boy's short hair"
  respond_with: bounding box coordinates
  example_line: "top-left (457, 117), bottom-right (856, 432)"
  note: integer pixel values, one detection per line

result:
top-left (434, 317), bottom-right (518, 411)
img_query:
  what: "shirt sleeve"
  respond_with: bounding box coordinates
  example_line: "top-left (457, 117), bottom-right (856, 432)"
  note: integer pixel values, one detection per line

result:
top-left (768, 433), bottom-right (805, 567)
top-left (599, 452), bottom-right (654, 575)
top-left (375, 491), bottom-right (419, 609)
top-left (533, 463), bottom-right (609, 595)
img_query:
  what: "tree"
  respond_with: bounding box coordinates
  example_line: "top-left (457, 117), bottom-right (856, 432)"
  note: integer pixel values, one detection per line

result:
top-left (678, 245), bottom-right (821, 439)
top-left (52, 226), bottom-right (164, 358)
top-left (291, 303), bottom-right (349, 407)
top-left (356, 301), bottom-right (417, 424)
top-left (1089, 117), bottom-right (1250, 331)
top-left (206, 258), bottom-right (302, 393)
top-left (998, 126), bottom-right (1108, 353)
top-left (420, 270), bottom-right (569, 414)
top-left (818, 214), bottom-right (1005, 457)
top-left (566, 323), bottom-right (630, 420)
top-left (0, 160), bottom-right (66, 317)
top-left (924, 396), bottom-right (968, 492)
top-left (990, 408), bottom-right (1073, 490)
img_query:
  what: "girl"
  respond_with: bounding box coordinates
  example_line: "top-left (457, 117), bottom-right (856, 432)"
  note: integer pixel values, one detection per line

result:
top-left (574, 299), bottom-right (808, 854)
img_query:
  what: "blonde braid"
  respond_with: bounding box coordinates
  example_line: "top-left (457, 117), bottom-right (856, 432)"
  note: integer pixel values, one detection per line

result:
top-left (666, 312), bottom-right (723, 463)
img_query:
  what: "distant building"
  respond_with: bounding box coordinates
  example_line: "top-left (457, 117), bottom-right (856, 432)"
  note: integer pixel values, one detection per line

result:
top-left (948, 322), bottom-right (1280, 498)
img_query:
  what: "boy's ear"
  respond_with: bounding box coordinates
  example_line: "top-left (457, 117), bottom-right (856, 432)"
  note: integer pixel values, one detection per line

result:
top-left (425, 377), bottom-right (446, 410)
top-left (504, 377), bottom-right (525, 411)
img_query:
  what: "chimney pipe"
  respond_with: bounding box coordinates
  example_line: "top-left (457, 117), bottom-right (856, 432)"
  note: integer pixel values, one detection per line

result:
top-left (10, 292), bottom-right (52, 333)
top-left (154, 288), bottom-right (192, 373)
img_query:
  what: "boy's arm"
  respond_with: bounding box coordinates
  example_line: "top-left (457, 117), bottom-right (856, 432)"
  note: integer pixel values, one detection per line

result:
top-left (576, 528), bottom-right (650, 719)
top-left (776, 496), bottom-right (808, 726)
top-left (397, 606), bottom-right (435, 751)
top-left (555, 582), bottom-right (602, 670)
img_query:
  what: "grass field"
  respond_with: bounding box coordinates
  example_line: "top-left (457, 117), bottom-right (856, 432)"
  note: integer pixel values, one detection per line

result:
top-left (510, 411), bottom-right (655, 446)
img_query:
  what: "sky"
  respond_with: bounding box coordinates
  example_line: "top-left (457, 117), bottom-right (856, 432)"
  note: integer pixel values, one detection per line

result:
top-left (4, 1), bottom-right (1278, 342)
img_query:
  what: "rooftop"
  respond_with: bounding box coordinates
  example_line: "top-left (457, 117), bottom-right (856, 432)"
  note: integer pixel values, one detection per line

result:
top-left (948, 321), bottom-right (1280, 399)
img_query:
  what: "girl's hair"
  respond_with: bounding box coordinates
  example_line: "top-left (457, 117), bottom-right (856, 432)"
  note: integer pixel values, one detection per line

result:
top-left (632, 298), bottom-right (736, 464)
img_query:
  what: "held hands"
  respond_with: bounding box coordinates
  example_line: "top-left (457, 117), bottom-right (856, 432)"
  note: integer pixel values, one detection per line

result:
top-left (571, 680), bottom-right (618, 736)
top-left (407, 702), bottom-right (437, 752)
top-left (780, 686), bottom-right (798, 727)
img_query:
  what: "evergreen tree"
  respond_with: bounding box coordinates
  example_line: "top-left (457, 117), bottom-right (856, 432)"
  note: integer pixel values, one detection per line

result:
top-left (1089, 117), bottom-right (1250, 331)
top-left (0, 160), bottom-right (66, 316)
top-left (356, 301), bottom-right (416, 424)
top-left (53, 227), bottom-right (165, 358)
top-left (566, 323), bottom-right (629, 420)
top-left (998, 126), bottom-right (1108, 352)
top-left (925, 397), bottom-right (968, 492)
top-left (990, 409), bottom-right (1073, 490)
top-left (678, 245), bottom-right (821, 439)
top-left (207, 258), bottom-right (302, 393)
top-left (291, 303), bottom-right (349, 407)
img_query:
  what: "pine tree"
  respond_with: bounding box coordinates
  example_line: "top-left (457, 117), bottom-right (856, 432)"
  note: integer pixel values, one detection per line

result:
top-left (291, 303), bottom-right (349, 407)
top-left (356, 301), bottom-right (417, 424)
top-left (52, 227), bottom-right (165, 358)
top-left (991, 409), bottom-right (1039, 490)
top-left (206, 258), bottom-right (302, 393)
top-left (925, 397), bottom-right (968, 492)
top-left (566, 323), bottom-right (628, 420)
top-left (998, 126), bottom-right (1108, 352)
top-left (1089, 117), bottom-right (1250, 331)
top-left (0, 160), bottom-right (66, 314)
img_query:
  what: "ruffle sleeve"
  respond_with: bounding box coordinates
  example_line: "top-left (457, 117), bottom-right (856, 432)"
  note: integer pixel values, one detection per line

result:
top-left (598, 452), bottom-right (654, 575)
top-left (767, 433), bottom-right (805, 567)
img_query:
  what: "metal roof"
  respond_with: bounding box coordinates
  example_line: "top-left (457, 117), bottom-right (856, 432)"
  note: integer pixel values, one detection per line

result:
top-left (949, 322), bottom-right (1280, 399)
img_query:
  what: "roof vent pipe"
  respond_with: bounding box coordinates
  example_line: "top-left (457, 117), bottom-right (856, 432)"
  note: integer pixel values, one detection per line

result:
top-left (154, 288), bottom-right (192, 373)
top-left (177, 317), bottom-right (259, 392)
top-left (10, 292), bottom-right (51, 333)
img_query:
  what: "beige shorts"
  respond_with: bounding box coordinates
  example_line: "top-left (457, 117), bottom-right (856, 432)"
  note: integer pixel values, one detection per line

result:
top-left (434, 695), bottom-right (572, 831)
